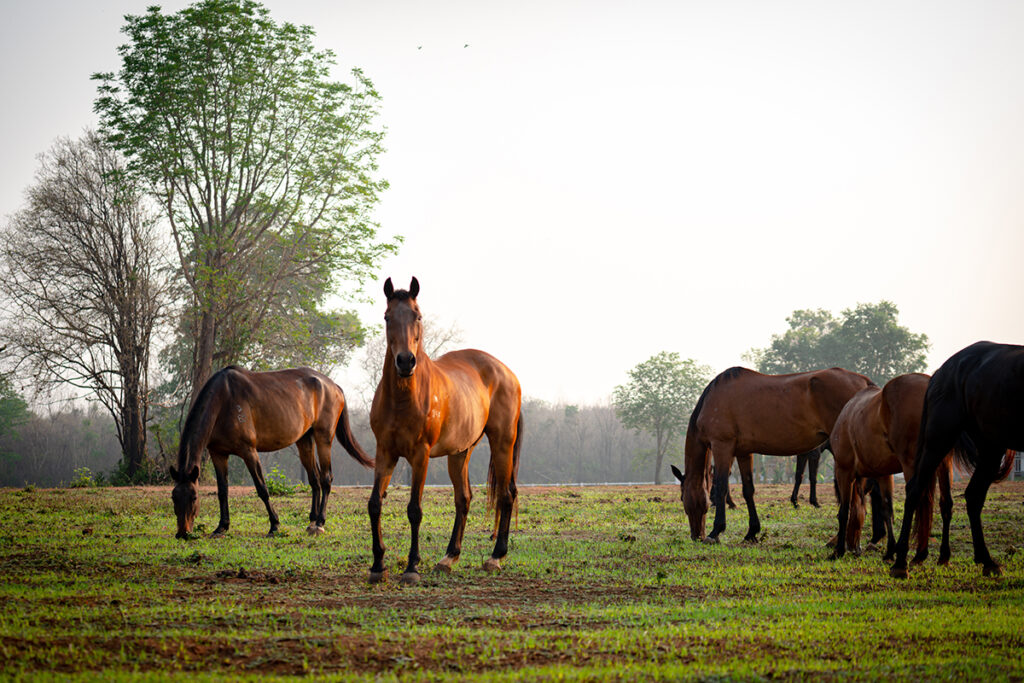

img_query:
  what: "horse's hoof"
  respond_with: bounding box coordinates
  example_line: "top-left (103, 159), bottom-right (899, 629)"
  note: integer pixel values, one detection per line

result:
top-left (267, 529), bottom-right (283, 538)
top-left (211, 528), bottom-right (227, 538)
top-left (910, 553), bottom-right (927, 566)
top-left (434, 557), bottom-right (457, 573)
top-left (982, 563), bottom-right (1003, 578)
top-left (864, 542), bottom-right (878, 553)
top-left (399, 571), bottom-right (421, 585)
top-left (890, 564), bottom-right (909, 580)
top-left (305, 525), bottom-right (318, 536)
top-left (742, 536), bottom-right (759, 545)
top-left (825, 535), bottom-right (837, 548)
top-left (702, 536), bottom-right (720, 545)
top-left (938, 553), bottom-right (951, 566)
top-left (482, 558), bottom-right (502, 573)
top-left (790, 500), bottom-right (799, 509)
top-left (810, 501), bottom-right (820, 509)
top-left (368, 570), bottom-right (388, 584)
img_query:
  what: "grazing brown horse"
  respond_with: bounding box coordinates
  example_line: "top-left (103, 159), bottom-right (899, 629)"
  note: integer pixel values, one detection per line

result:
top-left (676, 366), bottom-right (874, 542)
top-left (170, 366), bottom-right (372, 539)
top-left (892, 341), bottom-right (1020, 579)
top-left (830, 373), bottom-right (954, 563)
top-left (368, 277), bottom-right (523, 585)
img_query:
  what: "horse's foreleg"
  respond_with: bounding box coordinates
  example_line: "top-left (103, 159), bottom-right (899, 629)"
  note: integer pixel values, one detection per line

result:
top-left (211, 451), bottom-right (231, 536)
top-left (241, 449), bottom-right (280, 536)
top-left (295, 436), bottom-right (321, 535)
top-left (937, 460), bottom-right (954, 566)
top-left (705, 444), bottom-right (734, 542)
top-left (368, 457), bottom-right (396, 583)
top-left (401, 454), bottom-right (429, 585)
top-left (965, 448), bottom-right (1002, 577)
top-left (891, 457), bottom-right (943, 579)
top-left (736, 454), bottom-right (760, 543)
top-left (436, 450), bottom-right (471, 574)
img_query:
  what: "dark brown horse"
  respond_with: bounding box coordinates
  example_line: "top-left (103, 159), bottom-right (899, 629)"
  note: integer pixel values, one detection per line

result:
top-left (892, 342), bottom-right (1020, 578)
top-left (368, 277), bottom-right (523, 584)
top-left (676, 366), bottom-right (874, 542)
top-left (830, 373), bottom-right (954, 563)
top-left (170, 366), bottom-right (372, 539)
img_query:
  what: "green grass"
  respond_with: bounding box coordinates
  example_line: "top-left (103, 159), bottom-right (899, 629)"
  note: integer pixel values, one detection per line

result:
top-left (1, 480), bottom-right (1023, 680)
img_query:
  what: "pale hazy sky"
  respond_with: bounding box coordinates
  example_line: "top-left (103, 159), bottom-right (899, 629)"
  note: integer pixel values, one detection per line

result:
top-left (2, 1), bottom-right (1024, 404)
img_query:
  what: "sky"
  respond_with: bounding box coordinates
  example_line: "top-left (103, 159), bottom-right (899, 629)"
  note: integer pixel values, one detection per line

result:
top-left (2, 0), bottom-right (1024, 405)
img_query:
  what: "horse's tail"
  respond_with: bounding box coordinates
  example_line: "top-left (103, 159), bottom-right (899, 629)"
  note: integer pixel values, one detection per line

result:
top-left (489, 411), bottom-right (523, 538)
top-left (335, 397), bottom-right (374, 468)
top-left (173, 368), bottom-right (231, 481)
top-left (995, 448), bottom-right (1016, 483)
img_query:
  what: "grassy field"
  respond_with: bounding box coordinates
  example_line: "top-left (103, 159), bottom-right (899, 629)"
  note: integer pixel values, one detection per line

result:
top-left (1, 479), bottom-right (1023, 681)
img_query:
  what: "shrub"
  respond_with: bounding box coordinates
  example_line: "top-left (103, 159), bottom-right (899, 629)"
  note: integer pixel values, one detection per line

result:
top-left (69, 467), bottom-right (96, 488)
top-left (265, 466), bottom-right (296, 496)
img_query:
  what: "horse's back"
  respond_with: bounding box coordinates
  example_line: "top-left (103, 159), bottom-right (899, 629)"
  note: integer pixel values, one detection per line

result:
top-left (696, 367), bottom-right (867, 453)
top-left (935, 341), bottom-right (1024, 447)
top-left (210, 366), bottom-right (340, 452)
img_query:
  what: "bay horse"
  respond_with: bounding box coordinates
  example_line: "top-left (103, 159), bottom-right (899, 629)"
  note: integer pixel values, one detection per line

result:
top-left (368, 277), bottom-right (522, 585)
top-left (830, 373), bottom-right (954, 563)
top-left (170, 366), bottom-right (372, 539)
top-left (891, 341), bottom-right (1020, 578)
top-left (675, 366), bottom-right (874, 542)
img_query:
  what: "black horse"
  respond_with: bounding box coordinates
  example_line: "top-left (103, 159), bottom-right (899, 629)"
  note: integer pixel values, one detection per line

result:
top-left (891, 341), bottom-right (1020, 578)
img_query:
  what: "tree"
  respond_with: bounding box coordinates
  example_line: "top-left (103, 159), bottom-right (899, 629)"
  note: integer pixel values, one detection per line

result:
top-left (93, 0), bottom-right (398, 405)
top-left (614, 352), bottom-right (712, 484)
top-left (0, 375), bottom-right (29, 467)
top-left (746, 301), bottom-right (929, 383)
top-left (0, 132), bottom-right (168, 478)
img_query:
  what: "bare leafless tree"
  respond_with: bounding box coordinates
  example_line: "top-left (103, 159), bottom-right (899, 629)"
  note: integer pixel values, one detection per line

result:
top-left (0, 132), bottom-right (169, 478)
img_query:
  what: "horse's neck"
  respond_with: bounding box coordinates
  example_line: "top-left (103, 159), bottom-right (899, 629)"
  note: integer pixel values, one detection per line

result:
top-left (381, 348), bottom-right (434, 414)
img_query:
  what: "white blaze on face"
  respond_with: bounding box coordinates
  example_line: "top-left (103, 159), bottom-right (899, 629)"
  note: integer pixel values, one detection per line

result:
top-left (236, 404), bottom-right (245, 423)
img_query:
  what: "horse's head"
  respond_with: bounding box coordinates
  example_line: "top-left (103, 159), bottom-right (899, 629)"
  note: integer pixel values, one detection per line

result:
top-left (169, 464), bottom-right (200, 539)
top-left (673, 462), bottom-right (709, 541)
top-left (383, 276), bottom-right (423, 378)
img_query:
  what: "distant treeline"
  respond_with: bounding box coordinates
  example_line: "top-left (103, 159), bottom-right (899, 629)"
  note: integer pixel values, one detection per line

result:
top-left (0, 399), bottom-right (833, 490)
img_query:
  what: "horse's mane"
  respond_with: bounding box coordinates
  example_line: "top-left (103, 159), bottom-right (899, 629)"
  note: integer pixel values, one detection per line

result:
top-left (388, 289), bottom-right (414, 302)
top-left (175, 366), bottom-right (237, 479)
top-left (688, 367), bottom-right (745, 434)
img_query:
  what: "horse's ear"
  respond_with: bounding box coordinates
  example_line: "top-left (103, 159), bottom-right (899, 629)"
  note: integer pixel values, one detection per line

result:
top-left (409, 276), bottom-right (419, 299)
top-left (169, 465), bottom-right (179, 481)
top-left (383, 277), bottom-right (394, 299)
top-left (670, 464), bottom-right (685, 484)
top-left (188, 465), bottom-right (200, 483)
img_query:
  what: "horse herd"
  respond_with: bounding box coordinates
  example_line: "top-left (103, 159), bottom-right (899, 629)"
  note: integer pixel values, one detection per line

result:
top-left (170, 277), bottom-right (1024, 582)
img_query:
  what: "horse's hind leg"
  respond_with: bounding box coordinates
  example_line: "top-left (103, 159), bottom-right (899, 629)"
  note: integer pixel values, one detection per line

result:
top-left (312, 431), bottom-right (334, 532)
top-left (485, 425), bottom-right (519, 572)
top-left (436, 449), bottom-right (472, 573)
top-left (736, 454), bottom-right (760, 543)
top-left (807, 449), bottom-right (821, 508)
top-left (791, 451), bottom-right (806, 508)
top-left (241, 447), bottom-right (281, 536)
top-left (937, 460), bottom-right (954, 566)
top-left (965, 444), bottom-right (1003, 577)
top-left (295, 434), bottom-right (322, 535)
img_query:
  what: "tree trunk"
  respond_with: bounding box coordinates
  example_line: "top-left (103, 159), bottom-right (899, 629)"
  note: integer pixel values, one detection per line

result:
top-left (654, 428), bottom-right (664, 484)
top-left (191, 308), bottom-right (216, 407)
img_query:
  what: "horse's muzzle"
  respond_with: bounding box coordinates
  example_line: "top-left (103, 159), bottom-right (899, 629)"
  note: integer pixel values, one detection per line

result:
top-left (395, 352), bottom-right (417, 377)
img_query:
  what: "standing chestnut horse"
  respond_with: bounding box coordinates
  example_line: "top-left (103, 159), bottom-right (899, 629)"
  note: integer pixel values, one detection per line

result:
top-left (676, 366), bottom-right (874, 543)
top-left (891, 341), bottom-right (1020, 578)
top-left (368, 277), bottom-right (523, 584)
top-left (170, 366), bottom-right (372, 539)
top-left (830, 373), bottom-right (954, 563)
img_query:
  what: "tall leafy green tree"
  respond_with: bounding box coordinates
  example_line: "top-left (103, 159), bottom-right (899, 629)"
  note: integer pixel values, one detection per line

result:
top-left (746, 301), bottom-right (929, 383)
top-left (93, 0), bottom-right (398, 404)
top-left (614, 352), bottom-right (712, 484)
